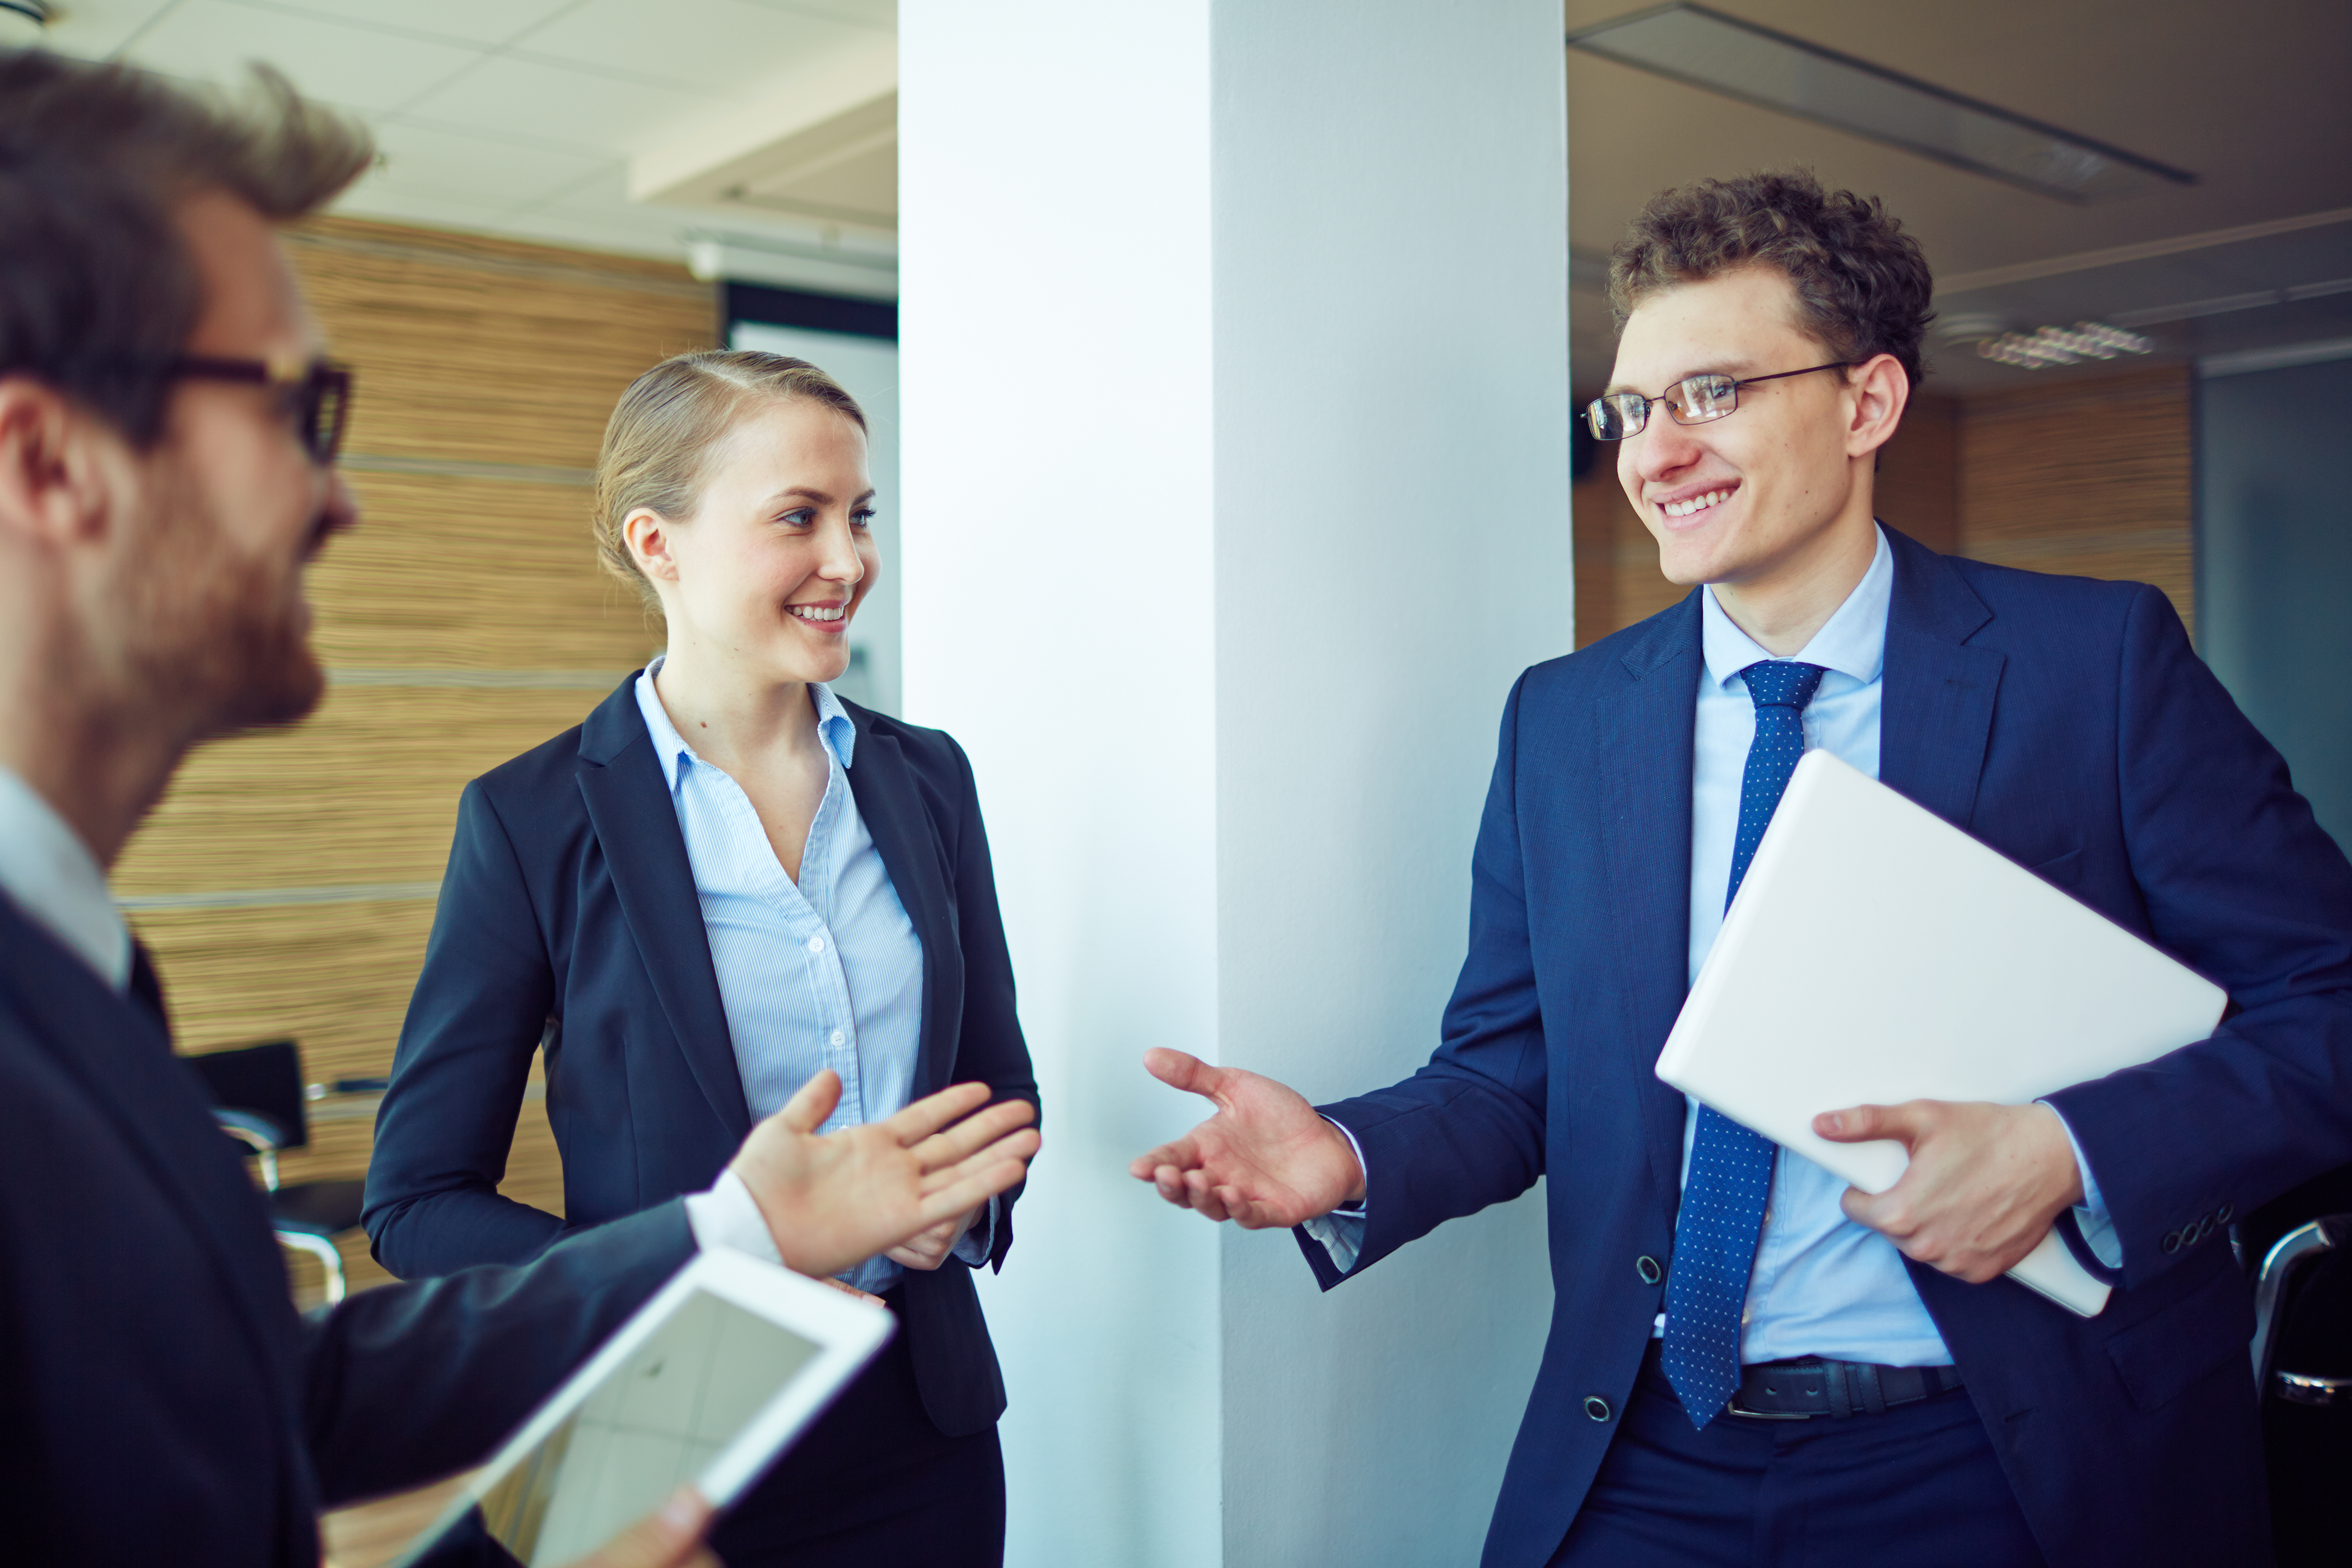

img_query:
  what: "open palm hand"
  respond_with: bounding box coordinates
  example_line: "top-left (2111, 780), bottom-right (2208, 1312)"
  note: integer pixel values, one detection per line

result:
top-left (1127, 1048), bottom-right (1365, 1229)
top-left (731, 1072), bottom-right (1038, 1278)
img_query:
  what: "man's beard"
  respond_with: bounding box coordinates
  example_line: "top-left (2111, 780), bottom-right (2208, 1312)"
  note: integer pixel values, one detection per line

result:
top-left (116, 478), bottom-right (327, 744)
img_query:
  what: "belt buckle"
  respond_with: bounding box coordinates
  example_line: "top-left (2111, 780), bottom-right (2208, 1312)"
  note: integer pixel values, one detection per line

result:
top-left (1725, 1392), bottom-right (1812, 1421)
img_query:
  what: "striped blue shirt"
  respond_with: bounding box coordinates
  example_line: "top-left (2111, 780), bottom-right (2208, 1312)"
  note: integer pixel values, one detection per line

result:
top-left (636, 660), bottom-right (981, 1292)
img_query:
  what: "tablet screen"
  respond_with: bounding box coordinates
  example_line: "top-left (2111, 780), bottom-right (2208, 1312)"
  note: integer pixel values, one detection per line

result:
top-left (473, 1288), bottom-right (822, 1565)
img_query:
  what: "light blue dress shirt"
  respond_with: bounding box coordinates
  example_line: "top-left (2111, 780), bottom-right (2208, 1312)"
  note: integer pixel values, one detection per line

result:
top-left (635, 661), bottom-right (989, 1292)
top-left (1314, 525), bottom-right (2113, 1365)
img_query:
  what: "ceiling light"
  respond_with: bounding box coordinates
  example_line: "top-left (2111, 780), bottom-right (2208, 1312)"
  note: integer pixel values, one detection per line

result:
top-left (1566, 3), bottom-right (2195, 204)
top-left (0, 0), bottom-right (52, 47)
top-left (1976, 322), bottom-right (2154, 369)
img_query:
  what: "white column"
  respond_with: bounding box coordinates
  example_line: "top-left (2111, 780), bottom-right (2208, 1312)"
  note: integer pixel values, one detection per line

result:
top-left (900, 4), bottom-right (1570, 1563)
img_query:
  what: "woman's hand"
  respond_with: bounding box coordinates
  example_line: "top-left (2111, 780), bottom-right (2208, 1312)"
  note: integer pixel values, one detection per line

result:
top-left (727, 1072), bottom-right (1037, 1280)
top-left (884, 1205), bottom-right (982, 1271)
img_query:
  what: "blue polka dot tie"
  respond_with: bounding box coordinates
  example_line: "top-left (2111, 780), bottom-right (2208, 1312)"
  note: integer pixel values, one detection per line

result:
top-left (1660, 658), bottom-right (1828, 1427)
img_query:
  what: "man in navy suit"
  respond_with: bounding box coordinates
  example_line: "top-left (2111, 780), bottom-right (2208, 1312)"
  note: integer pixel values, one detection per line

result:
top-left (0, 50), bottom-right (1036, 1566)
top-left (1132, 171), bottom-right (2352, 1567)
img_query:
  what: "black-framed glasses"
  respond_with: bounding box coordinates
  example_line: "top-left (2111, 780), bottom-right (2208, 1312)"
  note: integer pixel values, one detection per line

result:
top-left (1584, 361), bottom-right (1853, 442)
top-left (160, 355), bottom-right (354, 465)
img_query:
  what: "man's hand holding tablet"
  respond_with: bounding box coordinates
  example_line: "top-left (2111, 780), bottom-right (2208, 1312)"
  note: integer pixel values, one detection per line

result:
top-left (729, 1072), bottom-right (1039, 1278)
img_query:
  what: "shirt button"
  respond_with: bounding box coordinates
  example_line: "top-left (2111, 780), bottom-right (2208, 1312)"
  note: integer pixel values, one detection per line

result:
top-left (806, 936), bottom-right (825, 954)
top-left (830, 1029), bottom-right (846, 1047)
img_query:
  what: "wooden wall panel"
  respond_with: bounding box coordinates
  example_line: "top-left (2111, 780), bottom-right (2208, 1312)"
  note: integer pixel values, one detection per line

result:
top-left (1959, 366), bottom-right (2195, 633)
top-left (119, 218), bottom-right (712, 1300)
top-left (316, 470), bottom-right (662, 672)
top-left (287, 218), bottom-right (715, 471)
top-left (1572, 466), bottom-right (1691, 649)
top-left (115, 687), bottom-right (619, 893)
top-left (1875, 394), bottom-right (1961, 555)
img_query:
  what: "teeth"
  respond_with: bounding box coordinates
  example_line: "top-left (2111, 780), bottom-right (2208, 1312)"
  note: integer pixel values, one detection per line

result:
top-left (788, 604), bottom-right (846, 623)
top-left (1661, 488), bottom-right (1733, 519)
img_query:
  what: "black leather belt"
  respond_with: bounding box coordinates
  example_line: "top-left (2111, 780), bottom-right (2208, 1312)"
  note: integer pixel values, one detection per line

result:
top-left (1728, 1357), bottom-right (1965, 1420)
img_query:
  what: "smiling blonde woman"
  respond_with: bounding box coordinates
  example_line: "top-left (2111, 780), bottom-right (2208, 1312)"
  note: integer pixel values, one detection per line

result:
top-left (364, 351), bottom-right (1039, 1566)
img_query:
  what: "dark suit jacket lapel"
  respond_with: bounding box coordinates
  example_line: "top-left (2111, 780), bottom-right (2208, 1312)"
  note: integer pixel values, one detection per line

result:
top-left (1879, 528), bottom-right (2005, 830)
top-left (0, 900), bottom-right (298, 1411)
top-left (1598, 591), bottom-right (1705, 1218)
top-left (842, 717), bottom-right (960, 1099)
top-left (575, 680), bottom-right (752, 1141)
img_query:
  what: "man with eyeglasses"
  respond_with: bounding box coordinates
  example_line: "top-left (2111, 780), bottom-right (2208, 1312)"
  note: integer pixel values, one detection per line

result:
top-left (0, 51), bottom-right (1039, 1567)
top-left (1133, 170), bottom-right (2352, 1567)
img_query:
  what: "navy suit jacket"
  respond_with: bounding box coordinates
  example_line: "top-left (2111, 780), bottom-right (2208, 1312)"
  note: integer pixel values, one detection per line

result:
top-left (0, 899), bottom-right (693, 1566)
top-left (1303, 529), bottom-right (2352, 1568)
top-left (364, 679), bottom-right (1038, 1439)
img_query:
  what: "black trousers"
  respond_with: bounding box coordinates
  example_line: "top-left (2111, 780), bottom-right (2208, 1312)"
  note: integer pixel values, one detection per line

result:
top-left (711, 1290), bottom-right (1005, 1568)
top-left (1551, 1344), bottom-right (2047, 1567)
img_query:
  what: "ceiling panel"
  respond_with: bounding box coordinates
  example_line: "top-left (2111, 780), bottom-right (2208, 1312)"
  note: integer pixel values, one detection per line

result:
top-left (365, 119), bottom-right (613, 206)
top-left (397, 53), bottom-right (720, 150)
top-left (1563, 0), bottom-right (2352, 392)
top-left (121, 0), bottom-right (479, 114)
top-left (515, 0), bottom-right (870, 96)
top-left (1564, 0), bottom-right (2352, 270)
top-left (243, 0), bottom-right (577, 49)
top-left (739, 0), bottom-right (896, 30)
top-left (40, 0), bottom-right (176, 57)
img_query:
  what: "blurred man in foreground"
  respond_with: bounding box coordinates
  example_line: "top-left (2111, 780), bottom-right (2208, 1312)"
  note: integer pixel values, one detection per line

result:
top-left (0, 50), bottom-right (1037, 1566)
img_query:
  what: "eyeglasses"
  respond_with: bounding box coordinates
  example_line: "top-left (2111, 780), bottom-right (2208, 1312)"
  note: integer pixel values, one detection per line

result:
top-left (1584, 361), bottom-right (1853, 442)
top-left (158, 355), bottom-right (354, 465)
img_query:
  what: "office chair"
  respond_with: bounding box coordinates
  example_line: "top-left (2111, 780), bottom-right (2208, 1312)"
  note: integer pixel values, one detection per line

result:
top-left (2242, 1166), bottom-right (2352, 1567)
top-left (183, 1039), bottom-right (370, 1306)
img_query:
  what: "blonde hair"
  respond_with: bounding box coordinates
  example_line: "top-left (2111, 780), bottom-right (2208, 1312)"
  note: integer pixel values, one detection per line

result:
top-left (592, 349), bottom-right (868, 610)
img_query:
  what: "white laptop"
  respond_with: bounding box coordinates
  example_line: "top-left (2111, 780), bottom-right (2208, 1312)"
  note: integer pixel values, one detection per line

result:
top-left (1653, 750), bottom-right (2228, 1317)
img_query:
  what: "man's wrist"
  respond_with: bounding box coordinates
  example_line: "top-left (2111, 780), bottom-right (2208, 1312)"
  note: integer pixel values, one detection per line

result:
top-left (1322, 1114), bottom-right (1369, 1212)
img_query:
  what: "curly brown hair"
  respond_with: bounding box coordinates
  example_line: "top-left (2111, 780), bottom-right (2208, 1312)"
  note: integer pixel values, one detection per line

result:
top-left (1607, 170), bottom-right (1935, 390)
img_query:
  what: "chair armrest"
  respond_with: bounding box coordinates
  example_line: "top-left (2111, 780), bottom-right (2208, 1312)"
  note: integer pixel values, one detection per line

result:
top-left (2252, 1213), bottom-right (2352, 1395)
top-left (213, 1107), bottom-right (286, 1192)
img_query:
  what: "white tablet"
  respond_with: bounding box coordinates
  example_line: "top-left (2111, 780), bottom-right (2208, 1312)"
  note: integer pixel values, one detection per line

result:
top-left (390, 1248), bottom-right (893, 1567)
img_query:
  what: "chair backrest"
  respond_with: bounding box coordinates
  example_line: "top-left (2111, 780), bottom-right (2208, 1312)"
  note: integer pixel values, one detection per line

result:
top-left (183, 1039), bottom-right (309, 1151)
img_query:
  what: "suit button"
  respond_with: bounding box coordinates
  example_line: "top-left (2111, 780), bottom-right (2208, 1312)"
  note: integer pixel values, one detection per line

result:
top-left (2218, 1203), bottom-right (2234, 1224)
top-left (1636, 1255), bottom-right (1663, 1286)
top-left (2162, 1230), bottom-right (2182, 1254)
top-left (2194, 1216), bottom-right (2214, 1242)
top-left (1584, 1396), bottom-right (1612, 1422)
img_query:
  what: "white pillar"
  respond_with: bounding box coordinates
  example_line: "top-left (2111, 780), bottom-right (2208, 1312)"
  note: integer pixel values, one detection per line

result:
top-left (900, 5), bottom-right (1570, 1564)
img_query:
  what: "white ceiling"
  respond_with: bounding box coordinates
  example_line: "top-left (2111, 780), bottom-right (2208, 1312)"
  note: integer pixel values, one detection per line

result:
top-left (45, 0), bottom-right (897, 277)
top-left (41, 0), bottom-right (2352, 388)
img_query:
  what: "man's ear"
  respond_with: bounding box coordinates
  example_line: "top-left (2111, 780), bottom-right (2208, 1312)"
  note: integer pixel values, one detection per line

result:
top-left (1844, 353), bottom-right (1910, 461)
top-left (0, 377), bottom-right (119, 552)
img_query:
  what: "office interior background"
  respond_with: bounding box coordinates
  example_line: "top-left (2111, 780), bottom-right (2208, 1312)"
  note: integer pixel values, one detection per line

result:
top-left (20, 0), bottom-right (2349, 1562)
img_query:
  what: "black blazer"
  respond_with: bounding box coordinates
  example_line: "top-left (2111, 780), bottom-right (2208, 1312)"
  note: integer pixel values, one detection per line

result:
top-left (0, 898), bottom-right (693, 1566)
top-left (364, 679), bottom-right (1038, 1438)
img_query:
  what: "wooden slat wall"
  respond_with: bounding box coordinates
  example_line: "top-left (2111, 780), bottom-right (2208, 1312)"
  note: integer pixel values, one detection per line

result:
top-left (1958, 366), bottom-right (2195, 635)
top-left (1569, 373), bottom-right (2194, 648)
top-left (114, 216), bottom-right (712, 1300)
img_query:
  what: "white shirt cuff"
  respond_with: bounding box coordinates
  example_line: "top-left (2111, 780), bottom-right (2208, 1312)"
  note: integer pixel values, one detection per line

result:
top-left (684, 1167), bottom-right (785, 1267)
top-left (951, 1196), bottom-right (1000, 1266)
top-left (2040, 1101), bottom-right (2122, 1270)
top-left (1298, 1116), bottom-right (1370, 1273)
